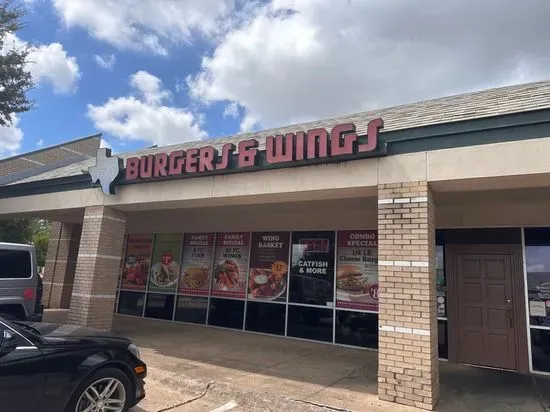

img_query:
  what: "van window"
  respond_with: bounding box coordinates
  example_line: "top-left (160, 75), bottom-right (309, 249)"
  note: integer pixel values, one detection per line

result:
top-left (0, 250), bottom-right (32, 279)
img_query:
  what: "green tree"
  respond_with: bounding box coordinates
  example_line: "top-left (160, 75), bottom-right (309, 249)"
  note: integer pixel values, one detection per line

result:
top-left (0, 218), bottom-right (50, 266)
top-left (0, 0), bottom-right (34, 126)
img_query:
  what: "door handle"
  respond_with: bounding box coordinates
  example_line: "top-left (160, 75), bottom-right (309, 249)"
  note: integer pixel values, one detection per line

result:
top-left (506, 307), bottom-right (514, 328)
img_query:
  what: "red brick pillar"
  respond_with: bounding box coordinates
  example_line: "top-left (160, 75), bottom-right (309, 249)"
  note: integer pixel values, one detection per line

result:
top-left (68, 206), bottom-right (126, 330)
top-left (377, 182), bottom-right (439, 410)
top-left (42, 222), bottom-right (82, 309)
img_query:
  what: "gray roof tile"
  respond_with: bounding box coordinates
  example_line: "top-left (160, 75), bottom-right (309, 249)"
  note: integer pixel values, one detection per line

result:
top-left (8, 80), bottom-right (550, 185)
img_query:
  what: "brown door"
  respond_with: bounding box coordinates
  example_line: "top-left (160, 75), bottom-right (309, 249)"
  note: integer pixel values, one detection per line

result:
top-left (455, 252), bottom-right (517, 370)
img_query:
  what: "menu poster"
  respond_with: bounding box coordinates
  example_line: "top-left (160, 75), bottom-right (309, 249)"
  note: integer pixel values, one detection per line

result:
top-left (148, 234), bottom-right (182, 292)
top-left (248, 232), bottom-right (290, 302)
top-left (179, 233), bottom-right (215, 296)
top-left (121, 234), bottom-right (153, 290)
top-left (211, 232), bottom-right (250, 298)
top-left (336, 230), bottom-right (378, 311)
top-left (527, 271), bottom-right (550, 327)
top-left (289, 231), bottom-right (336, 306)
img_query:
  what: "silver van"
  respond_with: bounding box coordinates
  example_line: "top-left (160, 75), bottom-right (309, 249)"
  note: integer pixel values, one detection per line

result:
top-left (0, 242), bottom-right (43, 321)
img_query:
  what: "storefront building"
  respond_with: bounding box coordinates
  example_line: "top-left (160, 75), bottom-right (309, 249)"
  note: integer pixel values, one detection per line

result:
top-left (2, 81), bottom-right (550, 410)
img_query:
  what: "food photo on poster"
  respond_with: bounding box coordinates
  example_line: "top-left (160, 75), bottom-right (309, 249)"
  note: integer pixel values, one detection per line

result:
top-left (336, 230), bottom-right (378, 311)
top-left (248, 232), bottom-right (290, 302)
top-left (121, 234), bottom-right (153, 290)
top-left (148, 234), bottom-right (182, 292)
top-left (179, 233), bottom-right (215, 296)
top-left (211, 232), bottom-right (250, 298)
top-left (289, 231), bottom-right (335, 307)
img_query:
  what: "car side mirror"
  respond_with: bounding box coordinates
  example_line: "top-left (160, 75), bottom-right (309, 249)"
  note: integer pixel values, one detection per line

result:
top-left (0, 330), bottom-right (17, 355)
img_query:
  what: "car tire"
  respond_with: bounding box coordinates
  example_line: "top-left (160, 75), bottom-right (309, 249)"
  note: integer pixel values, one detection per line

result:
top-left (65, 367), bottom-right (132, 412)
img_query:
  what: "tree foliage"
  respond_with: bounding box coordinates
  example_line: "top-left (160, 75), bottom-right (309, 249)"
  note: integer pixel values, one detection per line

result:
top-left (0, 0), bottom-right (34, 126)
top-left (0, 218), bottom-right (51, 267)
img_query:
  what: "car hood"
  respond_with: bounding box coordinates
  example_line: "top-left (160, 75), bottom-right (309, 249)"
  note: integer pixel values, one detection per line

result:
top-left (25, 322), bottom-right (130, 345)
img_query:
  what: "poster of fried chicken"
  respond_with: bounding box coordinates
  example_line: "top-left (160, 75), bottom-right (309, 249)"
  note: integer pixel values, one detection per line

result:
top-left (211, 232), bottom-right (250, 299)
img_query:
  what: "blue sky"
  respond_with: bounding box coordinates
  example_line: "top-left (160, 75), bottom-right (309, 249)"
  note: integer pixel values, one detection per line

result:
top-left (1, 0), bottom-right (549, 158)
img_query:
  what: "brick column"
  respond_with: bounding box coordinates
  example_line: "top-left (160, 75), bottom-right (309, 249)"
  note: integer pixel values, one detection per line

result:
top-left (42, 222), bottom-right (82, 309)
top-left (68, 206), bottom-right (126, 330)
top-left (377, 182), bottom-right (439, 410)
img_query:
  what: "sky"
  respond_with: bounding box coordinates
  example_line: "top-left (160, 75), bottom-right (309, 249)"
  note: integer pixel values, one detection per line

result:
top-left (0, 0), bottom-right (549, 158)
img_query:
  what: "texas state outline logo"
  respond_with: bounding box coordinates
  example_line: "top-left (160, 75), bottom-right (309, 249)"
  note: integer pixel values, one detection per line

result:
top-left (88, 148), bottom-right (123, 195)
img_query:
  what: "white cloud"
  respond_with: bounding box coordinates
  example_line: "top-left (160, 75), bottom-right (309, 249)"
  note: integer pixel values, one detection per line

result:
top-left (36, 138), bottom-right (44, 148)
top-left (130, 71), bottom-right (171, 105)
top-left (3, 33), bottom-right (80, 94)
top-left (52, 0), bottom-right (235, 55)
top-left (188, 0), bottom-right (550, 130)
top-left (222, 102), bottom-right (239, 119)
top-left (87, 71), bottom-right (206, 146)
top-left (94, 53), bottom-right (116, 70)
top-left (0, 115), bottom-right (24, 158)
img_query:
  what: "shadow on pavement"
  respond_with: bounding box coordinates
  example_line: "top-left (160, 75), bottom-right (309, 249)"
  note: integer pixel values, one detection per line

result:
top-left (114, 315), bottom-right (550, 412)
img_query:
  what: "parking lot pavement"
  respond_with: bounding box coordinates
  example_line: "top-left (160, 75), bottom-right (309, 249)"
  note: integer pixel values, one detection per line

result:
top-left (117, 316), bottom-right (549, 412)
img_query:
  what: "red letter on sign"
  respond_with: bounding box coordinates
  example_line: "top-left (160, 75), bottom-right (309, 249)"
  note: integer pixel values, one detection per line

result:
top-left (238, 139), bottom-right (258, 167)
top-left (295, 131), bottom-right (305, 161)
top-left (266, 134), bottom-right (293, 164)
top-left (139, 155), bottom-right (154, 178)
top-left (199, 146), bottom-right (215, 172)
top-left (126, 157), bottom-right (139, 180)
top-left (185, 148), bottom-right (199, 173)
top-left (358, 118), bottom-right (384, 153)
top-left (330, 123), bottom-right (357, 156)
top-left (307, 128), bottom-right (329, 159)
top-left (153, 153), bottom-right (168, 177)
top-left (168, 150), bottom-right (184, 175)
top-left (216, 143), bottom-right (235, 170)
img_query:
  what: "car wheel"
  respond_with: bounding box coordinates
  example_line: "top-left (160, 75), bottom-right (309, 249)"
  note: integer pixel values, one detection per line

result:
top-left (66, 367), bottom-right (131, 412)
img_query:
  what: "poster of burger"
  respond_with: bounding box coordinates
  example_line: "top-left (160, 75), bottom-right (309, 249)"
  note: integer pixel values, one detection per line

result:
top-left (336, 230), bottom-right (378, 311)
top-left (211, 232), bottom-right (250, 299)
top-left (179, 233), bottom-right (215, 296)
top-left (121, 234), bottom-right (153, 290)
top-left (248, 232), bottom-right (290, 302)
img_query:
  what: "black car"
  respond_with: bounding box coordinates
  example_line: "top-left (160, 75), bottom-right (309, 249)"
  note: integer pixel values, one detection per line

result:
top-left (0, 316), bottom-right (146, 412)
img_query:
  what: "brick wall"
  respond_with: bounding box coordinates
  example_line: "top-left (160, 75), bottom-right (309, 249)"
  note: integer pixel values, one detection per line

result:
top-left (377, 182), bottom-right (439, 410)
top-left (68, 206), bottom-right (126, 330)
top-left (42, 222), bottom-right (81, 309)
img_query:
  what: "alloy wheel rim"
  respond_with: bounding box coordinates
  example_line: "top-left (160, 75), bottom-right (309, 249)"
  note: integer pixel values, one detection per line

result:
top-left (75, 377), bottom-right (126, 412)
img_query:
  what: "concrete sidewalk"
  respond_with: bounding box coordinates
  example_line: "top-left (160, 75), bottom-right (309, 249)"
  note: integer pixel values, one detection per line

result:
top-left (109, 315), bottom-right (550, 412)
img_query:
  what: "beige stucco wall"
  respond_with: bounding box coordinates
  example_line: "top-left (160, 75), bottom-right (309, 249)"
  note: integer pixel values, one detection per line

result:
top-left (125, 197), bottom-right (378, 233)
top-left (3, 136), bottom-right (550, 220)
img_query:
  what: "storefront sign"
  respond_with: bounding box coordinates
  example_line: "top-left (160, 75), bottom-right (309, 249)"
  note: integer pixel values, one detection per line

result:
top-left (179, 233), bottom-right (215, 296)
top-left (211, 232), bottom-right (251, 299)
top-left (248, 232), bottom-right (290, 302)
top-left (124, 119), bottom-right (384, 182)
top-left (121, 234), bottom-right (153, 290)
top-left (148, 234), bottom-right (182, 292)
top-left (336, 230), bottom-right (378, 311)
top-left (289, 231), bottom-right (336, 307)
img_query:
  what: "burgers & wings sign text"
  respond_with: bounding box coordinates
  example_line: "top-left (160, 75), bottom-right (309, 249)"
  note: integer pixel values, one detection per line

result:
top-left (123, 119), bottom-right (384, 183)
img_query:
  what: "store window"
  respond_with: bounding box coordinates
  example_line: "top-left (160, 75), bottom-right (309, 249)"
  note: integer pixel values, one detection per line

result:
top-left (524, 227), bottom-right (550, 373)
top-left (435, 230), bottom-right (448, 359)
top-left (289, 231), bottom-right (335, 306)
top-left (245, 301), bottom-right (286, 336)
top-left (114, 229), bottom-right (448, 353)
top-left (287, 305), bottom-right (333, 342)
top-left (144, 293), bottom-right (175, 320)
top-left (208, 298), bottom-right (244, 329)
top-left (117, 291), bottom-right (145, 316)
top-left (174, 296), bottom-right (208, 324)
